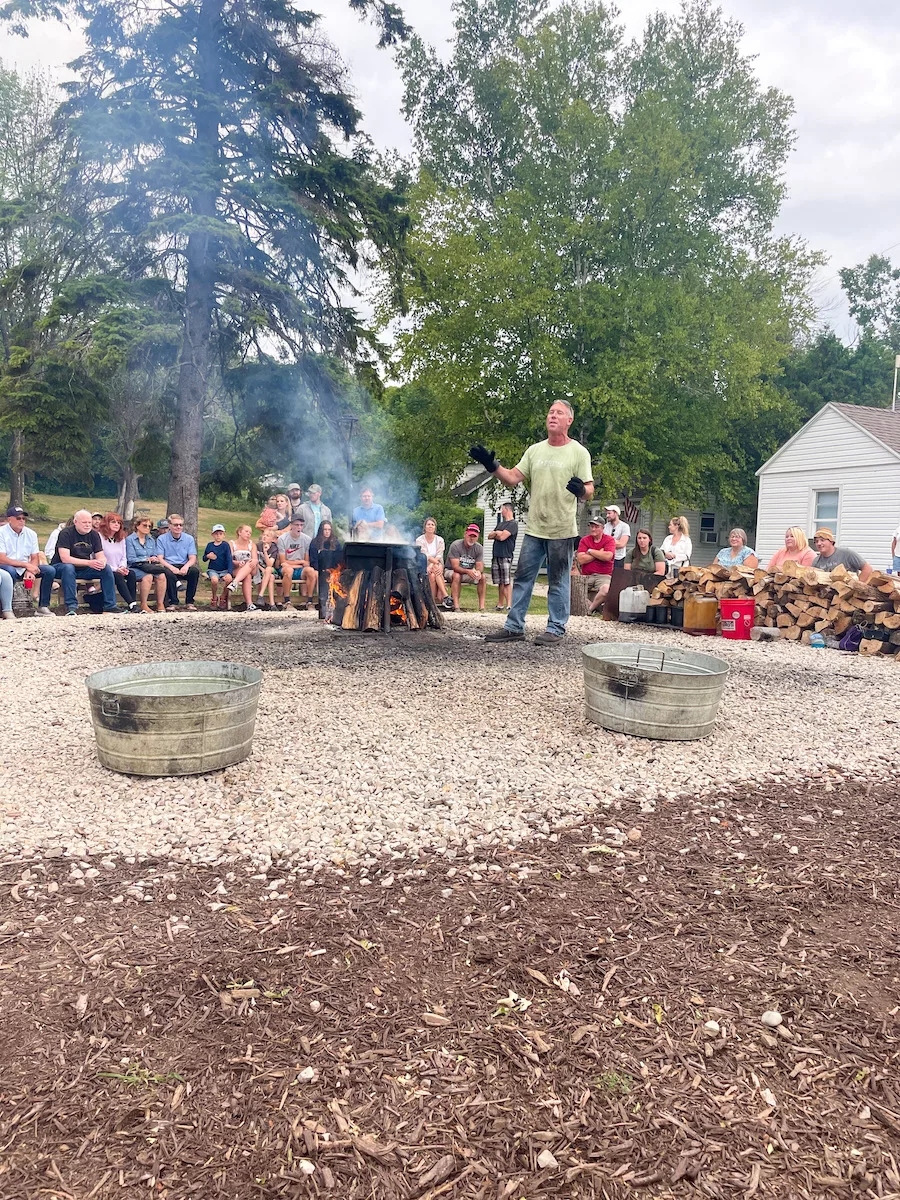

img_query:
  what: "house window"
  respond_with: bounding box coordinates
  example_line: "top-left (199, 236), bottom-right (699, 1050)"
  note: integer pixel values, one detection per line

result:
top-left (700, 513), bottom-right (718, 544)
top-left (814, 489), bottom-right (839, 536)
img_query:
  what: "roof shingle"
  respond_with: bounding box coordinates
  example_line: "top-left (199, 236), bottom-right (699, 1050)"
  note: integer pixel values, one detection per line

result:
top-left (831, 403), bottom-right (900, 456)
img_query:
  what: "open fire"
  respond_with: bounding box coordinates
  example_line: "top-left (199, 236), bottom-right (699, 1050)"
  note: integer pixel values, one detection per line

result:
top-left (325, 542), bottom-right (443, 633)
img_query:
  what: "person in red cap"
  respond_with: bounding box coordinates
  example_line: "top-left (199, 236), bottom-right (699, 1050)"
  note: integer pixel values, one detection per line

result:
top-left (446, 523), bottom-right (486, 612)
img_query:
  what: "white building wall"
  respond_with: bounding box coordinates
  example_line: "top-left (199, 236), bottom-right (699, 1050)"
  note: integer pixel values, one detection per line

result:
top-left (757, 466), bottom-right (900, 569)
top-left (757, 408), bottom-right (900, 569)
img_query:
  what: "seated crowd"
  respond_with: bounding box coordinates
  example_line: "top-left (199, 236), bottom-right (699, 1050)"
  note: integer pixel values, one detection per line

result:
top-left (0, 486), bottom-right (878, 623)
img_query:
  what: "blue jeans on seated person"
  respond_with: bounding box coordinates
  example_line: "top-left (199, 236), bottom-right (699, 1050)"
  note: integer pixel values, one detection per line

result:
top-left (893, 555), bottom-right (900, 574)
top-left (0, 563), bottom-right (56, 609)
top-left (505, 533), bottom-right (574, 638)
top-left (55, 563), bottom-right (117, 611)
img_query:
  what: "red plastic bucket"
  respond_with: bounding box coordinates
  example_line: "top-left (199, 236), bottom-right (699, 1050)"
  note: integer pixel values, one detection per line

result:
top-left (719, 598), bottom-right (755, 640)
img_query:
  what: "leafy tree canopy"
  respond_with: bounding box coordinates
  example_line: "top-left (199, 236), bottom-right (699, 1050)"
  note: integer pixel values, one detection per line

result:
top-left (387, 0), bottom-right (821, 514)
top-left (839, 254), bottom-right (900, 350)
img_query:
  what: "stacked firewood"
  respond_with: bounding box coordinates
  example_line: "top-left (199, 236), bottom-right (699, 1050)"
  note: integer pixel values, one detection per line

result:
top-left (650, 560), bottom-right (900, 654)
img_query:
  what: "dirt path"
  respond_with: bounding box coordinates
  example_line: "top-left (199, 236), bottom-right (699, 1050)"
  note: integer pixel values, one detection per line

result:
top-left (2, 775), bottom-right (899, 1199)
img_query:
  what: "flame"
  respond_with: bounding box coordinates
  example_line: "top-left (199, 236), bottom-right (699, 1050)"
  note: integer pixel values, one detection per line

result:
top-left (390, 592), bottom-right (407, 625)
top-left (329, 567), bottom-right (347, 600)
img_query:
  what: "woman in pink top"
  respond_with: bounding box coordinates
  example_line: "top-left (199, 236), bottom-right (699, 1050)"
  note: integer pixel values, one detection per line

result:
top-left (99, 512), bottom-right (140, 610)
top-left (766, 527), bottom-right (816, 571)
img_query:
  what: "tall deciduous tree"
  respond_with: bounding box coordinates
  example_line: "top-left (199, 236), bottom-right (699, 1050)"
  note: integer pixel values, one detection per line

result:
top-left (839, 255), bottom-right (900, 350)
top-left (3, 0), bottom-right (410, 534)
top-left (389, 0), bottom-right (820, 513)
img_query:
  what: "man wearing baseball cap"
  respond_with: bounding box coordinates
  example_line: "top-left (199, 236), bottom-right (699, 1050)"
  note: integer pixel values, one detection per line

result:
top-left (446, 523), bottom-right (486, 612)
top-left (0, 505), bottom-right (56, 618)
top-left (299, 483), bottom-right (332, 537)
top-left (603, 504), bottom-right (630, 562)
top-left (286, 484), bottom-right (305, 520)
top-left (576, 515), bottom-right (616, 613)
top-left (811, 529), bottom-right (872, 580)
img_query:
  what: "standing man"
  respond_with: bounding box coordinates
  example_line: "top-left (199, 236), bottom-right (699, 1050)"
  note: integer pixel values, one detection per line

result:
top-left (576, 516), bottom-right (616, 613)
top-left (299, 484), bottom-right (332, 537)
top-left (157, 514), bottom-right (200, 610)
top-left (286, 483), bottom-right (305, 521)
top-left (487, 502), bottom-right (518, 611)
top-left (446, 523), bottom-right (486, 612)
top-left (50, 509), bottom-right (120, 615)
top-left (472, 400), bottom-right (593, 645)
top-left (891, 516), bottom-right (900, 574)
top-left (0, 505), bottom-right (56, 616)
top-left (277, 516), bottom-right (317, 607)
top-left (352, 487), bottom-right (386, 540)
top-left (603, 505), bottom-right (631, 563)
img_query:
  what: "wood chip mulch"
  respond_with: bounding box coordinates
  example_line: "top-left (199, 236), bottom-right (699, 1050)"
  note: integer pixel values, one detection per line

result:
top-left (1, 775), bottom-right (898, 1199)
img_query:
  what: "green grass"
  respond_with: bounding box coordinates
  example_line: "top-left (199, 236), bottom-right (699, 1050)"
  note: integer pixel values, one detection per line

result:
top-left (28, 492), bottom-right (259, 551)
top-left (453, 582), bottom-right (549, 615)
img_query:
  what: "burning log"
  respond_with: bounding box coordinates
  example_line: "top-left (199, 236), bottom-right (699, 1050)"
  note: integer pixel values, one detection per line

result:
top-left (407, 567), bottom-right (429, 628)
top-left (363, 566), bottom-right (386, 632)
top-left (330, 568), bottom-right (353, 627)
top-left (341, 571), bottom-right (366, 630)
top-left (391, 569), bottom-right (419, 629)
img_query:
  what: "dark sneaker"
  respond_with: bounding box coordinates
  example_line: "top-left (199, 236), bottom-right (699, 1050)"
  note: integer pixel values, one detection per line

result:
top-left (442, 597), bottom-right (454, 611)
top-left (65, 609), bottom-right (78, 617)
top-left (534, 631), bottom-right (563, 646)
top-left (484, 628), bottom-right (524, 643)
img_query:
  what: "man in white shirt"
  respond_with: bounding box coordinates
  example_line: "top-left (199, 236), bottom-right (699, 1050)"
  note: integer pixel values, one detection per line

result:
top-left (892, 520), bottom-right (900, 573)
top-left (0, 505), bottom-right (56, 613)
top-left (603, 505), bottom-right (631, 561)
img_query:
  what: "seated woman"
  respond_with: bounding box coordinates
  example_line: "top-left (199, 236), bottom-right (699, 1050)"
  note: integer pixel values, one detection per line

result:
top-left (125, 516), bottom-right (169, 613)
top-left (309, 520), bottom-right (342, 620)
top-left (660, 516), bottom-right (692, 575)
top-left (624, 528), bottom-right (666, 577)
top-left (414, 517), bottom-right (447, 605)
top-left (766, 527), bottom-right (815, 570)
top-left (227, 524), bottom-right (259, 610)
top-left (714, 528), bottom-right (759, 569)
top-left (255, 526), bottom-right (280, 609)
top-left (99, 512), bottom-right (139, 611)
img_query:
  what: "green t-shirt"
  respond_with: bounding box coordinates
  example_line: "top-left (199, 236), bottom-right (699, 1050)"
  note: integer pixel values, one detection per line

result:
top-left (515, 438), bottom-right (593, 539)
top-left (630, 546), bottom-right (665, 572)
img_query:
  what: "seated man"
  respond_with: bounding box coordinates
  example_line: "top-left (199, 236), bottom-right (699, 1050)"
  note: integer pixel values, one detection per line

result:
top-left (50, 508), bottom-right (120, 615)
top-left (277, 516), bottom-right (317, 608)
top-left (446, 524), bottom-right (486, 612)
top-left (812, 528), bottom-right (872, 581)
top-left (576, 516), bottom-right (616, 613)
top-left (351, 487), bottom-right (385, 541)
top-left (157, 514), bottom-right (200, 610)
top-left (0, 504), bottom-right (56, 616)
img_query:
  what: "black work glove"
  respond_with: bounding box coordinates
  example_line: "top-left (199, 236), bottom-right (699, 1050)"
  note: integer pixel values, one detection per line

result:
top-left (469, 444), bottom-right (498, 473)
top-left (566, 476), bottom-right (586, 498)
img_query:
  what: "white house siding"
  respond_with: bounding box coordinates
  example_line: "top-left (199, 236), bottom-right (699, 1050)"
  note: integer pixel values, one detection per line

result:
top-left (473, 491), bottom-right (527, 571)
top-left (756, 407), bottom-right (900, 569)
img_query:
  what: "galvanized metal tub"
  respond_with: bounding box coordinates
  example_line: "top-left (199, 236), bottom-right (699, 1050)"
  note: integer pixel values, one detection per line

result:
top-left (86, 660), bottom-right (262, 776)
top-left (583, 643), bottom-right (728, 741)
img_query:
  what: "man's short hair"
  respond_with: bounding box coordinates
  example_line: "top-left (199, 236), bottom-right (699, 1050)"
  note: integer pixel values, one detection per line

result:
top-left (168, 513), bottom-right (183, 524)
top-left (73, 508), bottom-right (92, 521)
top-left (552, 400), bottom-right (574, 417)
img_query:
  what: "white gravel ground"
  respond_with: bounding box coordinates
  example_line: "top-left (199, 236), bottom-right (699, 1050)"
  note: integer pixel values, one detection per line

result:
top-left (2, 609), bottom-right (897, 871)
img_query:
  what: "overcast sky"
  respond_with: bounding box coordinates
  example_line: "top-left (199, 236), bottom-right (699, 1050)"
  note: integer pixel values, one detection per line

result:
top-left (2, 0), bottom-right (898, 338)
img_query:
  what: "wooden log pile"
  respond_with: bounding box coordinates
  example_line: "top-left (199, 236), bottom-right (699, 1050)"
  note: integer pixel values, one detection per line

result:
top-left (650, 559), bottom-right (900, 654)
top-left (330, 564), bottom-right (443, 632)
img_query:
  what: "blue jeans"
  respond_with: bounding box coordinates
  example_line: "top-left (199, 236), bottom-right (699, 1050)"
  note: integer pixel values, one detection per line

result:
top-left (893, 556), bottom-right (900, 574)
top-left (55, 563), bottom-right (117, 611)
top-left (506, 534), bottom-right (573, 637)
top-left (0, 563), bottom-right (56, 609)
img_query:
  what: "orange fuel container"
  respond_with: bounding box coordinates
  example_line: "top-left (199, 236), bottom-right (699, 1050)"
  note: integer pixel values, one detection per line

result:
top-left (683, 594), bottom-right (719, 636)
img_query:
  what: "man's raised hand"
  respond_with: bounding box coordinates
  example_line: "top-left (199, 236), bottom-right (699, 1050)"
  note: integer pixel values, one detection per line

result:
top-left (469, 444), bottom-right (498, 474)
top-left (566, 476), bottom-right (586, 498)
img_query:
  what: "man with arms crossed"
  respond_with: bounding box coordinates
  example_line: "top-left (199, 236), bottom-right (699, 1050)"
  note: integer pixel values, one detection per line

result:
top-left (471, 401), bottom-right (593, 645)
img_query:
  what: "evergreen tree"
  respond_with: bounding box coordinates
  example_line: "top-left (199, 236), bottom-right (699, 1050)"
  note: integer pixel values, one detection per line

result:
top-left (2, 0), bottom-right (410, 533)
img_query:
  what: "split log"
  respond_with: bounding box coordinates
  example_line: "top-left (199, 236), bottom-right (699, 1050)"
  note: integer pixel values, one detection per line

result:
top-left (363, 566), bottom-right (386, 632)
top-left (341, 571), bottom-right (366, 630)
top-left (406, 567), bottom-right (429, 629)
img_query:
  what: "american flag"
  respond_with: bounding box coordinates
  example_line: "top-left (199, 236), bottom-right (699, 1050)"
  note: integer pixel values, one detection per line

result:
top-left (622, 496), bottom-right (641, 525)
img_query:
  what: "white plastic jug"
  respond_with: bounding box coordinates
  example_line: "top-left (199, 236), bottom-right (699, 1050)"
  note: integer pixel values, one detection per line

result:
top-left (618, 585), bottom-right (649, 623)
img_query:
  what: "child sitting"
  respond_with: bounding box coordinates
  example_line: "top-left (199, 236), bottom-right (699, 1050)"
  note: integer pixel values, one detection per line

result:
top-left (203, 524), bottom-right (234, 609)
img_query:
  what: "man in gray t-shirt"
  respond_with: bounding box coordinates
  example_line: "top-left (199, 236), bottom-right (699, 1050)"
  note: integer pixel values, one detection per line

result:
top-left (812, 529), bottom-right (871, 581)
top-left (446, 525), bottom-right (485, 612)
top-left (277, 518), bottom-right (316, 606)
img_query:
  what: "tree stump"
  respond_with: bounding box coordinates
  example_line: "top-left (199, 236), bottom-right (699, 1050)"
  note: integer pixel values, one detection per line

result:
top-left (570, 573), bottom-right (591, 617)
